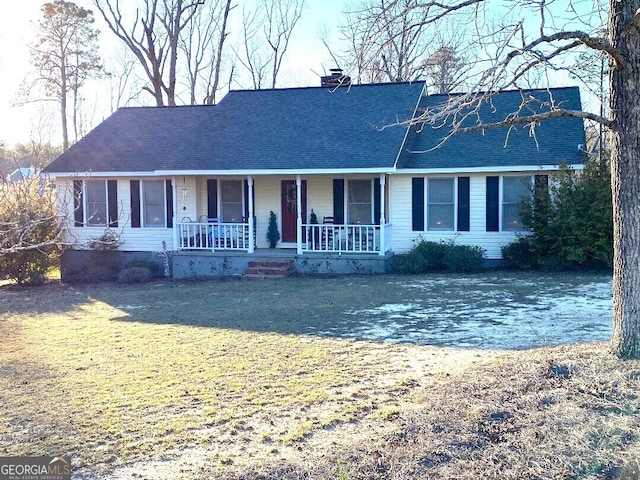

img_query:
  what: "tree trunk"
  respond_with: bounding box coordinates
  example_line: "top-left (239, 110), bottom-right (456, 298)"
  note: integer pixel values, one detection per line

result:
top-left (609, 0), bottom-right (640, 358)
top-left (60, 40), bottom-right (69, 151)
top-left (205, 0), bottom-right (232, 105)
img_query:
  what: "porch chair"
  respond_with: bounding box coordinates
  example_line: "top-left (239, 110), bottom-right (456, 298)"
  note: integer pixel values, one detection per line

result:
top-left (322, 216), bottom-right (335, 250)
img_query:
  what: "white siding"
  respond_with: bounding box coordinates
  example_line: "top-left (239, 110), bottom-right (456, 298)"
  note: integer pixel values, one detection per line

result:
top-left (254, 177), bottom-right (281, 248)
top-left (57, 177), bottom-right (174, 252)
top-left (390, 173), bottom-right (538, 259)
top-left (58, 172), bottom-right (542, 258)
top-left (307, 177), bottom-right (334, 223)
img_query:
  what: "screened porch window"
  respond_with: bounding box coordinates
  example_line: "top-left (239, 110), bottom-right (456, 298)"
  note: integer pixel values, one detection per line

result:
top-left (427, 178), bottom-right (454, 230)
top-left (221, 180), bottom-right (243, 222)
top-left (85, 180), bottom-right (107, 226)
top-left (347, 179), bottom-right (372, 224)
top-left (502, 176), bottom-right (532, 231)
top-left (142, 180), bottom-right (165, 227)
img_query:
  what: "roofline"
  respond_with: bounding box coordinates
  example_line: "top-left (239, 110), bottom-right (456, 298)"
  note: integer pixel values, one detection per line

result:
top-left (424, 85), bottom-right (581, 100)
top-left (47, 167), bottom-right (397, 178)
top-left (395, 163), bottom-right (584, 174)
top-left (46, 163), bottom-right (583, 179)
top-left (226, 80), bottom-right (426, 95)
top-left (393, 83), bottom-right (426, 169)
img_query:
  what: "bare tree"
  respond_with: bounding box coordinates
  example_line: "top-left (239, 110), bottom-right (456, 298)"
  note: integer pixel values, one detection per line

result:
top-left (94, 0), bottom-right (203, 106)
top-left (0, 175), bottom-right (68, 285)
top-left (424, 41), bottom-right (467, 93)
top-left (26, 1), bottom-right (102, 151)
top-left (328, 0), bottom-right (442, 83)
top-left (104, 48), bottom-right (143, 113)
top-left (373, 0), bottom-right (639, 358)
top-left (234, 0), bottom-right (304, 89)
top-left (180, 0), bottom-right (234, 105)
top-left (570, 28), bottom-right (609, 166)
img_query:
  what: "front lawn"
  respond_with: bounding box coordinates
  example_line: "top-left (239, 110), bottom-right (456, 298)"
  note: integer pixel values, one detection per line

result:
top-left (2, 272), bottom-right (638, 479)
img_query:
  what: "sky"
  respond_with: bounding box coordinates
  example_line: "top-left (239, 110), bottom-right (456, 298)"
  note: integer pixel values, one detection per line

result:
top-left (0, 0), bottom-right (346, 148)
top-left (0, 0), bottom-right (602, 149)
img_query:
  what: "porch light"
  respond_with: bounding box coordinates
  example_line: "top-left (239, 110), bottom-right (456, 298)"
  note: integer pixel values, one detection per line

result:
top-left (181, 177), bottom-right (188, 207)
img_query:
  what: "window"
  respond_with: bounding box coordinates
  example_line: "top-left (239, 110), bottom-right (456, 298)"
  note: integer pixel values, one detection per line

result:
top-left (142, 180), bottom-right (165, 227)
top-left (221, 180), bottom-right (243, 222)
top-left (502, 176), bottom-right (532, 231)
top-left (347, 179), bottom-right (372, 224)
top-left (427, 178), bottom-right (454, 230)
top-left (85, 180), bottom-right (107, 226)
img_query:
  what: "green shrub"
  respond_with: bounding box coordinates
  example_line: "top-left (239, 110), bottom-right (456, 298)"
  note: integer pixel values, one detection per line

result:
top-left (117, 267), bottom-right (152, 284)
top-left (519, 159), bottom-right (612, 270)
top-left (501, 237), bottom-right (537, 269)
top-left (0, 176), bottom-right (61, 285)
top-left (392, 239), bottom-right (485, 274)
top-left (82, 266), bottom-right (115, 283)
top-left (126, 259), bottom-right (161, 276)
top-left (443, 243), bottom-right (485, 273)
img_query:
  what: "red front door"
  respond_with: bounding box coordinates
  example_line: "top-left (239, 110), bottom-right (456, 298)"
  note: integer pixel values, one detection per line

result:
top-left (281, 180), bottom-right (307, 243)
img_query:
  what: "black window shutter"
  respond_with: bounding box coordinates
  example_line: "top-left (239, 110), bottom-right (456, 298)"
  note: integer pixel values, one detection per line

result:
top-left (166, 179), bottom-right (173, 228)
top-left (130, 180), bottom-right (141, 228)
top-left (333, 179), bottom-right (344, 224)
top-left (207, 179), bottom-right (218, 219)
top-left (73, 180), bottom-right (84, 227)
top-left (373, 178), bottom-right (381, 225)
top-left (457, 177), bottom-right (470, 232)
top-left (534, 174), bottom-right (549, 192)
top-left (411, 177), bottom-right (425, 231)
top-left (243, 180), bottom-right (250, 220)
top-left (486, 176), bottom-right (500, 232)
top-left (107, 180), bottom-right (118, 227)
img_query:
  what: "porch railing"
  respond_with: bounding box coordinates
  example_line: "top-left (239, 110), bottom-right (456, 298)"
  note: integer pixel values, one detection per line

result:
top-left (301, 223), bottom-right (388, 253)
top-left (177, 221), bottom-right (251, 251)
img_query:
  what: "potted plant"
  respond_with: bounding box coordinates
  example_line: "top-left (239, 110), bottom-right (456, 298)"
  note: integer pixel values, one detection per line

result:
top-left (266, 211), bottom-right (280, 248)
top-left (309, 209), bottom-right (320, 249)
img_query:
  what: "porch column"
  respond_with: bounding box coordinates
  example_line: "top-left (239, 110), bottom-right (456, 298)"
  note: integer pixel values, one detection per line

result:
top-left (379, 174), bottom-right (386, 256)
top-left (248, 176), bottom-right (255, 253)
top-left (172, 176), bottom-right (179, 250)
top-left (296, 175), bottom-right (303, 254)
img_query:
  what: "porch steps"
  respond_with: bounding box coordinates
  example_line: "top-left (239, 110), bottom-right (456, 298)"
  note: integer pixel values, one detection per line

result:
top-left (242, 259), bottom-right (296, 280)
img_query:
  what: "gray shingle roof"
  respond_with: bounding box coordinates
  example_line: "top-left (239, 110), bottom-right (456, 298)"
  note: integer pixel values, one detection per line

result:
top-left (45, 82), bottom-right (424, 174)
top-left (396, 86), bottom-right (586, 170)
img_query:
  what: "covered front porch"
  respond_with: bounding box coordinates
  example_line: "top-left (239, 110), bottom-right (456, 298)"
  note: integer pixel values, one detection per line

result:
top-left (171, 173), bottom-right (392, 256)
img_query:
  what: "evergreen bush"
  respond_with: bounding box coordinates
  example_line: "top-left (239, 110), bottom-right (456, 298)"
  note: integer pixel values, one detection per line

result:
top-left (391, 239), bottom-right (485, 273)
top-left (118, 267), bottom-right (152, 284)
top-left (126, 259), bottom-right (161, 276)
top-left (503, 159), bottom-right (612, 270)
top-left (266, 211), bottom-right (280, 248)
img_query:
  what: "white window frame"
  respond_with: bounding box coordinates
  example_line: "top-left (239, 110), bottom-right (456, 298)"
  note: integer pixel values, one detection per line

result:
top-left (141, 179), bottom-right (167, 228)
top-left (219, 179), bottom-right (244, 223)
top-left (501, 175), bottom-right (533, 232)
top-left (84, 180), bottom-right (108, 227)
top-left (426, 177), bottom-right (456, 231)
top-left (346, 179), bottom-right (374, 225)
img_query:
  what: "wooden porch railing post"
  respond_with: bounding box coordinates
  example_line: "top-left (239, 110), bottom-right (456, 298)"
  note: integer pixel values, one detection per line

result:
top-left (172, 176), bottom-right (179, 250)
top-left (296, 175), bottom-right (303, 254)
top-left (248, 176), bottom-right (255, 253)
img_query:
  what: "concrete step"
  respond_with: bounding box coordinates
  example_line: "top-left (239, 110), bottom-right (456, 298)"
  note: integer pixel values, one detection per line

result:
top-left (243, 259), bottom-right (295, 279)
top-left (247, 260), bottom-right (295, 269)
top-left (244, 266), bottom-right (292, 276)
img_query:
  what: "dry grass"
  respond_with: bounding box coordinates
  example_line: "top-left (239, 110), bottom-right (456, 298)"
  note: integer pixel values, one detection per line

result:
top-left (0, 275), bottom-right (638, 479)
top-left (213, 344), bottom-right (640, 480)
